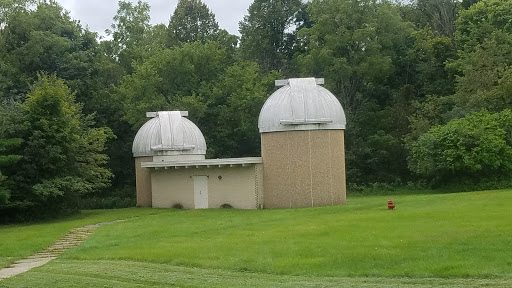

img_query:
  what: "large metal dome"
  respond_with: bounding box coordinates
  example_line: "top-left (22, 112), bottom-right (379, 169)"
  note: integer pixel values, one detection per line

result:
top-left (132, 111), bottom-right (207, 157)
top-left (258, 78), bottom-right (346, 133)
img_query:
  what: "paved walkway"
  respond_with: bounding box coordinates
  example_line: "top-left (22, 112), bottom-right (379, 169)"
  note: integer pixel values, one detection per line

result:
top-left (0, 220), bottom-right (125, 280)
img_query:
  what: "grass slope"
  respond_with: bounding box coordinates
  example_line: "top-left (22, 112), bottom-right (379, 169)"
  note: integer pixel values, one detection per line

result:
top-left (0, 208), bottom-right (166, 268)
top-left (1, 260), bottom-right (511, 288)
top-left (1, 190), bottom-right (512, 287)
top-left (67, 190), bottom-right (512, 278)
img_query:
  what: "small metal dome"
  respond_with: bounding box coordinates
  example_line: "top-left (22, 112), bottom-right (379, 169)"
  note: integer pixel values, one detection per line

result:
top-left (132, 111), bottom-right (207, 157)
top-left (258, 78), bottom-right (346, 133)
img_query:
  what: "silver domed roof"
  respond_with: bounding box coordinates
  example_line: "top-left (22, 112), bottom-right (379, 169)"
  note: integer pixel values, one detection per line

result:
top-left (258, 78), bottom-right (346, 133)
top-left (132, 111), bottom-right (207, 157)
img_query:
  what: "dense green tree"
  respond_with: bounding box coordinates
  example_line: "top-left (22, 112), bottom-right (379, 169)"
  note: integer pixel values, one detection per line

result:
top-left (106, 0), bottom-right (151, 51)
top-left (0, 138), bottom-right (21, 205)
top-left (408, 27), bottom-right (456, 97)
top-left (239, 0), bottom-right (304, 73)
top-left (297, 0), bottom-right (414, 114)
top-left (405, 94), bottom-right (456, 146)
top-left (2, 1), bottom-right (138, 196)
top-left (3, 75), bottom-right (113, 221)
top-left (460, 0), bottom-right (481, 10)
top-left (1, 1), bottom-right (141, 195)
top-left (204, 62), bottom-right (279, 157)
top-left (297, 0), bottom-right (415, 184)
top-left (116, 41), bottom-right (277, 158)
top-left (0, 97), bottom-right (22, 207)
top-left (104, 0), bottom-right (153, 73)
top-left (117, 41), bottom-right (232, 129)
top-left (167, 0), bottom-right (220, 46)
top-left (447, 0), bottom-right (512, 115)
top-left (416, 0), bottom-right (458, 38)
top-left (2, 0), bottom-right (511, 200)
top-left (402, 5), bottom-right (512, 177)
top-left (0, 1), bottom-right (100, 104)
top-left (452, 34), bottom-right (512, 113)
top-left (454, 0), bottom-right (512, 53)
top-left (0, 0), bottom-right (35, 26)
top-left (408, 110), bottom-right (512, 188)
top-left (404, 0), bottom-right (512, 182)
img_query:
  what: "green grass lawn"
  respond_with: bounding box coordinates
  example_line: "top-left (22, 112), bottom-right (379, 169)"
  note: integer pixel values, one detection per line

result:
top-left (1, 189), bottom-right (512, 287)
top-left (0, 208), bottom-right (167, 268)
top-left (2, 260), bottom-right (511, 288)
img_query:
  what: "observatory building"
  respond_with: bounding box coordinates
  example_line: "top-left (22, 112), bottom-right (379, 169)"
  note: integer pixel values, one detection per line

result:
top-left (133, 78), bottom-right (346, 209)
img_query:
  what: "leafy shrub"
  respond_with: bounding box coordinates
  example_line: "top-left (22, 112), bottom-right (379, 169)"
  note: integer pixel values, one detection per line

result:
top-left (79, 197), bottom-right (135, 210)
top-left (408, 110), bottom-right (512, 188)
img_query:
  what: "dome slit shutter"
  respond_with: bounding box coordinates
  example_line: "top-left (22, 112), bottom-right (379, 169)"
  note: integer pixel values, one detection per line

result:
top-left (289, 78), bottom-right (307, 121)
top-left (169, 111), bottom-right (184, 149)
top-left (159, 111), bottom-right (173, 148)
top-left (281, 78), bottom-right (333, 125)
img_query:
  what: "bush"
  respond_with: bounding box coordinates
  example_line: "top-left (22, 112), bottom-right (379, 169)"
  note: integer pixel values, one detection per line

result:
top-left (79, 197), bottom-right (136, 210)
top-left (347, 182), bottom-right (396, 196)
top-left (408, 110), bottom-right (512, 188)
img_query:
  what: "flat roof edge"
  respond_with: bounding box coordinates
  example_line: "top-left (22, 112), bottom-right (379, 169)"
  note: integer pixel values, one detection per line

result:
top-left (259, 125), bottom-right (346, 133)
top-left (142, 157), bottom-right (263, 168)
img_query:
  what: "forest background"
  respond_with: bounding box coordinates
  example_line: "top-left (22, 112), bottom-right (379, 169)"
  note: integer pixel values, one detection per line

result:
top-left (1, 0), bottom-right (511, 222)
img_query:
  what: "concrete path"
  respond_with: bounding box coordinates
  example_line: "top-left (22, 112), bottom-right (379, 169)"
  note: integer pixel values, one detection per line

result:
top-left (0, 220), bottom-right (125, 280)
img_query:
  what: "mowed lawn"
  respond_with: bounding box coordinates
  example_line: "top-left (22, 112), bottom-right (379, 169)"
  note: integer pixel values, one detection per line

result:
top-left (1, 189), bottom-right (512, 287)
top-left (0, 208), bottom-right (167, 268)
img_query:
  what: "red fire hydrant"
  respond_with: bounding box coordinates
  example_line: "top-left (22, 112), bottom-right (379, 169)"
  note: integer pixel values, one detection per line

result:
top-left (387, 199), bottom-right (395, 210)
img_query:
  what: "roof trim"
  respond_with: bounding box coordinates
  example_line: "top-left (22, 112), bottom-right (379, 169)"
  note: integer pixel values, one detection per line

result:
top-left (141, 157), bottom-right (263, 169)
top-left (275, 78), bottom-right (325, 86)
top-left (280, 119), bottom-right (333, 125)
top-left (146, 111), bottom-right (188, 118)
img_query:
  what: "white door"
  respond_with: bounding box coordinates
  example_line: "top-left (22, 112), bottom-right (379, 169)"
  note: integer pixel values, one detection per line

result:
top-left (193, 176), bottom-right (208, 209)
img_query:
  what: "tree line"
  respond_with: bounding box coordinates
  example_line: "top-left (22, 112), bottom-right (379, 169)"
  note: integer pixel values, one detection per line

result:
top-left (1, 0), bottom-right (511, 222)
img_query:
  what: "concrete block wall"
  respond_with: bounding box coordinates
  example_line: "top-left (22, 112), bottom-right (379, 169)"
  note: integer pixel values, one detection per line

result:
top-left (135, 157), bottom-right (153, 207)
top-left (150, 165), bottom-right (263, 209)
top-left (261, 130), bottom-right (346, 208)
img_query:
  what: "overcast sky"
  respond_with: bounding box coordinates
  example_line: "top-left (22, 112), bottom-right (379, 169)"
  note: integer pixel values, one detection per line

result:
top-left (55, 0), bottom-right (253, 37)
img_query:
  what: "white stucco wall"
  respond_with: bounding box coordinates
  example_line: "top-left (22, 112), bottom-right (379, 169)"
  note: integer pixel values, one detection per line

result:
top-left (150, 164), bottom-right (263, 209)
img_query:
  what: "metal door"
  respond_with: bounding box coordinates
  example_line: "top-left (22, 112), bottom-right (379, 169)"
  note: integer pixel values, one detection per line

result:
top-left (193, 176), bottom-right (208, 209)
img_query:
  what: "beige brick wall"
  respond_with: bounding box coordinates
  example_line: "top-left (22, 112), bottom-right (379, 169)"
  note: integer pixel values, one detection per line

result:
top-left (135, 157), bottom-right (153, 207)
top-left (261, 130), bottom-right (346, 208)
top-left (330, 130), bottom-right (347, 204)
